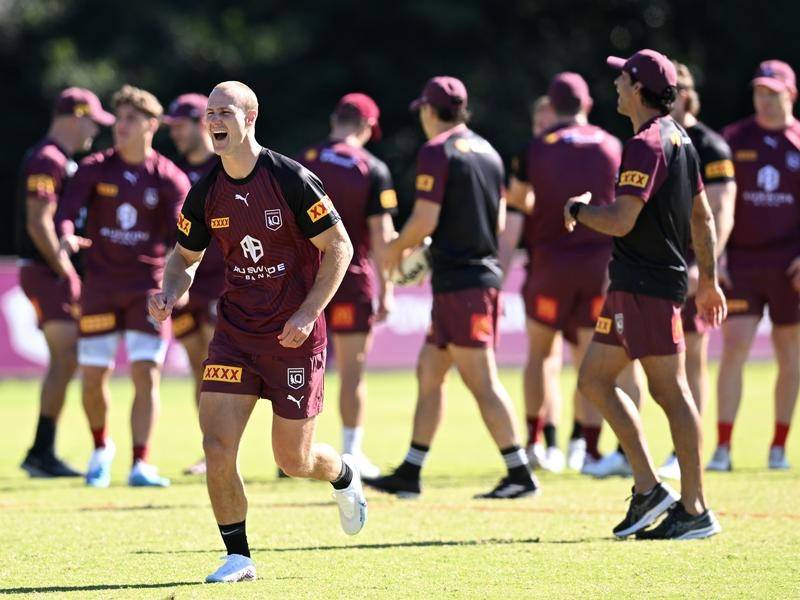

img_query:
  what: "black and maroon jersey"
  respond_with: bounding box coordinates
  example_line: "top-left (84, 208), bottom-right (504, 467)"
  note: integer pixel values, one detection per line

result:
top-left (610, 116), bottom-right (704, 303)
top-left (414, 124), bottom-right (504, 293)
top-left (177, 148), bottom-right (341, 356)
top-left (686, 121), bottom-right (734, 186)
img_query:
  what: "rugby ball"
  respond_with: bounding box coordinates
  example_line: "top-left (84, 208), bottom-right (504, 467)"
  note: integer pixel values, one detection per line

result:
top-left (391, 238), bottom-right (432, 286)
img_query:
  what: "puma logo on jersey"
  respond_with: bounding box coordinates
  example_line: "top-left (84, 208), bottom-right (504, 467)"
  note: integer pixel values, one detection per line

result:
top-left (123, 171), bottom-right (138, 186)
top-left (234, 192), bottom-right (250, 207)
top-left (287, 394), bottom-right (304, 409)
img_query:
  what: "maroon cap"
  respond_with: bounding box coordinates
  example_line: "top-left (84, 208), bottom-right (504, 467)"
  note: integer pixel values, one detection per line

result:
top-left (548, 72), bottom-right (593, 114)
top-left (410, 76), bottom-right (468, 112)
top-left (54, 87), bottom-right (115, 126)
top-left (752, 60), bottom-right (797, 96)
top-left (164, 93), bottom-right (208, 123)
top-left (607, 49), bottom-right (677, 94)
top-left (334, 93), bottom-right (382, 141)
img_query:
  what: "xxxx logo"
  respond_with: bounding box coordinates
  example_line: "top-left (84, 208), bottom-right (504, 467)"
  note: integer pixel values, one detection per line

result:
top-left (619, 170), bottom-right (650, 188)
top-left (307, 196), bottom-right (332, 222)
top-left (202, 364), bottom-right (243, 383)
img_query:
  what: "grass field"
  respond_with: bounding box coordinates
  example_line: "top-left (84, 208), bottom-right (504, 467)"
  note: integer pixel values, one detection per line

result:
top-left (0, 362), bottom-right (798, 598)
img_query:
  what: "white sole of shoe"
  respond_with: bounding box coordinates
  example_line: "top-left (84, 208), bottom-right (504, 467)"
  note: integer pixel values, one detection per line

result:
top-left (676, 521), bottom-right (722, 540)
top-left (206, 568), bottom-right (256, 583)
top-left (614, 490), bottom-right (680, 539)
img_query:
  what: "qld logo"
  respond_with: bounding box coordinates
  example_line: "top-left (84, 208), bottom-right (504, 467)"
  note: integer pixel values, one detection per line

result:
top-left (116, 203), bottom-right (138, 230)
top-left (757, 165), bottom-right (780, 192)
top-left (240, 235), bottom-right (264, 263)
top-left (287, 368), bottom-right (305, 390)
top-left (265, 209), bottom-right (282, 231)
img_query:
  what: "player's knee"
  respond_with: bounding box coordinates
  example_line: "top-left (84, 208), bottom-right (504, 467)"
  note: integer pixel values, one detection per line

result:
top-left (202, 433), bottom-right (236, 465)
top-left (577, 365), bottom-right (609, 402)
top-left (273, 451), bottom-right (312, 478)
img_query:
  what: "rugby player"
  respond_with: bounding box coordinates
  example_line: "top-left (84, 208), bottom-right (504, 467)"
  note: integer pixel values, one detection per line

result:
top-left (56, 85), bottom-right (190, 488)
top-left (367, 76), bottom-right (538, 499)
top-left (164, 93), bottom-right (223, 476)
top-left (658, 63), bottom-right (736, 479)
top-left (710, 60), bottom-right (800, 471)
top-left (149, 81), bottom-right (364, 583)
top-left (17, 88), bottom-right (114, 477)
top-left (568, 50), bottom-right (725, 539)
top-left (298, 93), bottom-right (397, 478)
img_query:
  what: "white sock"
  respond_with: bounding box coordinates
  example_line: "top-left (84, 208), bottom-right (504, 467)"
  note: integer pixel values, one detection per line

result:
top-left (342, 426), bottom-right (363, 455)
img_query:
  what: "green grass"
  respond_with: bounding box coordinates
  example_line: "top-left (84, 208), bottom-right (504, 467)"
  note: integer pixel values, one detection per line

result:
top-left (0, 362), bottom-right (798, 598)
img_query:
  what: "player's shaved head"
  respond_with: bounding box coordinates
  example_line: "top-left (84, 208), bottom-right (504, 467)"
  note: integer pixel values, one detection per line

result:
top-left (209, 81), bottom-right (258, 113)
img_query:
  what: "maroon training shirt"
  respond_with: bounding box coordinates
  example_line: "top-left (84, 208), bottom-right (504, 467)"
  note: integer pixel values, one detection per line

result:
top-left (177, 148), bottom-right (341, 356)
top-left (56, 149), bottom-right (190, 292)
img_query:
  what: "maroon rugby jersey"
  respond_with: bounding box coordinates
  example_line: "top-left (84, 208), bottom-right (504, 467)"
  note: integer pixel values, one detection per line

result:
top-left (176, 148), bottom-right (341, 356)
top-left (297, 139), bottom-right (396, 302)
top-left (56, 149), bottom-right (190, 292)
top-left (176, 155), bottom-right (225, 298)
top-left (511, 123), bottom-right (620, 261)
top-left (723, 116), bottom-right (800, 268)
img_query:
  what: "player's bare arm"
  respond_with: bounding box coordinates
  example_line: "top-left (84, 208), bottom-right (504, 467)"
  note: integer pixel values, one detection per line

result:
top-left (382, 199), bottom-right (440, 275)
top-left (148, 243), bottom-right (204, 322)
top-left (506, 176), bottom-right (534, 213)
top-left (25, 196), bottom-right (84, 284)
top-left (706, 181), bottom-right (736, 255)
top-left (368, 213), bottom-right (395, 322)
top-left (564, 192), bottom-right (643, 236)
top-left (497, 210), bottom-right (524, 282)
top-left (278, 221), bottom-right (353, 348)
top-left (497, 196), bottom-right (507, 235)
top-left (690, 190), bottom-right (727, 327)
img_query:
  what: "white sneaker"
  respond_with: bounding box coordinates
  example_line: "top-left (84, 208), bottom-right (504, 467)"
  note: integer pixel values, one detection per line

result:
top-left (353, 453), bottom-right (381, 480)
top-left (332, 454), bottom-right (368, 535)
top-left (658, 454), bottom-right (681, 480)
top-left (567, 438), bottom-right (587, 471)
top-left (541, 446), bottom-right (565, 473)
top-left (768, 446), bottom-right (790, 470)
top-left (128, 461), bottom-right (171, 487)
top-left (86, 439), bottom-right (116, 488)
top-left (526, 443), bottom-right (546, 470)
top-left (706, 446), bottom-right (732, 472)
top-left (581, 451), bottom-right (632, 478)
top-left (205, 554), bottom-right (256, 583)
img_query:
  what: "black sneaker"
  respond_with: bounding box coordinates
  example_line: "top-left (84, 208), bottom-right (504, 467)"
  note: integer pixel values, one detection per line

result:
top-left (362, 469), bottom-right (421, 498)
top-left (474, 475), bottom-right (539, 499)
top-left (636, 503), bottom-right (722, 540)
top-left (21, 452), bottom-right (83, 478)
top-left (613, 482), bottom-right (680, 538)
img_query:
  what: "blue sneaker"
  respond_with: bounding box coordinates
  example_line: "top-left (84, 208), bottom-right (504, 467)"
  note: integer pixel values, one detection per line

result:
top-left (128, 461), bottom-right (170, 487)
top-left (86, 439), bottom-right (116, 488)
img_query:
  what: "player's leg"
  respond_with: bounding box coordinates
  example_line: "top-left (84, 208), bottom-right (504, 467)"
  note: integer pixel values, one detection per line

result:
top-left (522, 319), bottom-right (561, 469)
top-left (200, 391), bottom-right (258, 583)
top-left (179, 322), bottom-right (214, 475)
top-left (449, 344), bottom-right (538, 498)
top-left (769, 323), bottom-right (800, 469)
top-left (711, 315), bottom-right (760, 470)
top-left (365, 343), bottom-right (452, 497)
top-left (572, 328), bottom-right (604, 470)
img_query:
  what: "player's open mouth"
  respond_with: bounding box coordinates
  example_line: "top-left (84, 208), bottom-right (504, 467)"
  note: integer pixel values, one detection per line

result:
top-left (212, 131), bottom-right (228, 141)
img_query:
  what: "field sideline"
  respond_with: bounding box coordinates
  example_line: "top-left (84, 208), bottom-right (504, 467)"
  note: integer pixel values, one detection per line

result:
top-left (0, 362), bottom-right (798, 598)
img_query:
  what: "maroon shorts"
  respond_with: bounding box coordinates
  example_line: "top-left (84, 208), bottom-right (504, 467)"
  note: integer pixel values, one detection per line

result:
top-left (426, 287), bottom-right (500, 349)
top-left (593, 291), bottom-right (685, 359)
top-left (523, 254), bottom-right (608, 333)
top-left (172, 294), bottom-right (218, 340)
top-left (79, 288), bottom-right (164, 338)
top-left (681, 296), bottom-right (710, 335)
top-left (201, 339), bottom-right (325, 419)
top-left (725, 264), bottom-right (800, 325)
top-left (325, 298), bottom-right (374, 334)
top-left (19, 262), bottom-right (75, 328)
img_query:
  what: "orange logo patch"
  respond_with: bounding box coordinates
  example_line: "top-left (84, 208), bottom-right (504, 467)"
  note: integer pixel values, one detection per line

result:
top-left (380, 189), bottom-right (398, 209)
top-left (535, 296), bottom-right (558, 323)
top-left (544, 132), bottom-right (560, 144)
top-left (97, 183), bottom-right (118, 197)
top-left (307, 196), bottom-right (332, 222)
top-left (26, 174), bottom-right (56, 195)
top-left (202, 364), bottom-right (243, 383)
top-left (705, 159), bottom-right (734, 179)
top-left (734, 150), bottom-right (757, 162)
top-left (619, 170), bottom-right (650, 188)
top-left (73, 103), bottom-right (91, 117)
top-left (177, 213), bottom-right (191, 236)
top-left (331, 304), bottom-right (356, 328)
top-left (672, 312), bottom-right (685, 344)
top-left (416, 174), bottom-right (435, 192)
top-left (595, 317), bottom-right (612, 335)
top-left (727, 299), bottom-right (749, 313)
top-left (80, 313), bottom-right (116, 334)
top-left (304, 148), bottom-right (319, 162)
top-left (470, 313), bottom-right (493, 342)
top-left (211, 217), bottom-right (229, 229)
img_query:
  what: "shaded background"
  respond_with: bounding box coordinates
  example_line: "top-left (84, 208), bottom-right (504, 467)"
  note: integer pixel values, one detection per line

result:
top-left (3, 0), bottom-right (800, 254)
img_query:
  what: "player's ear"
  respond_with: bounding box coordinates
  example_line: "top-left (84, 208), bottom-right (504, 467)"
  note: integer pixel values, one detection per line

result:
top-left (245, 109), bottom-right (258, 127)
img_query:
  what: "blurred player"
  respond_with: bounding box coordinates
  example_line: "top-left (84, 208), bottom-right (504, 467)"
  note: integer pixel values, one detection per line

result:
top-left (658, 63), bottom-right (736, 479)
top-left (710, 60), bottom-right (800, 471)
top-left (164, 93), bottom-right (223, 476)
top-left (17, 88), bottom-right (114, 477)
top-left (506, 74), bottom-right (641, 476)
top-left (298, 93), bottom-right (397, 478)
top-left (149, 81), bottom-right (363, 583)
top-left (569, 50), bottom-right (725, 539)
top-left (57, 85), bottom-right (190, 488)
top-left (368, 76), bottom-right (538, 499)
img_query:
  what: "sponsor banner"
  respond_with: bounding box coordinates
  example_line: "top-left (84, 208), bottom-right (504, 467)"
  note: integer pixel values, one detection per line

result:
top-left (0, 258), bottom-right (775, 375)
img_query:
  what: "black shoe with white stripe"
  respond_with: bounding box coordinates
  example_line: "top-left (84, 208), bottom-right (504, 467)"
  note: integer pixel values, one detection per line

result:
top-left (474, 475), bottom-right (539, 499)
top-left (363, 469), bottom-right (421, 498)
top-left (613, 482), bottom-right (680, 538)
top-left (635, 503), bottom-right (722, 540)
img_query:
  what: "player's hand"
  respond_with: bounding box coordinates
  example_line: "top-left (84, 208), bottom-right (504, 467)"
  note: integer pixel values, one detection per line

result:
top-left (381, 240), bottom-right (403, 279)
top-left (148, 291), bottom-right (178, 322)
top-left (786, 256), bottom-right (800, 292)
top-left (687, 264), bottom-right (700, 297)
top-left (564, 192), bottom-right (592, 232)
top-left (278, 309), bottom-right (316, 348)
top-left (375, 287), bottom-right (394, 323)
top-left (695, 278), bottom-right (727, 328)
top-left (60, 234), bottom-right (92, 255)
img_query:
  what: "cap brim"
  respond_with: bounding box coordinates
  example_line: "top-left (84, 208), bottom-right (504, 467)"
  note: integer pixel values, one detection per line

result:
top-left (751, 77), bottom-right (790, 93)
top-left (409, 97), bottom-right (424, 111)
top-left (606, 56), bottom-right (626, 70)
top-left (91, 110), bottom-right (116, 126)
